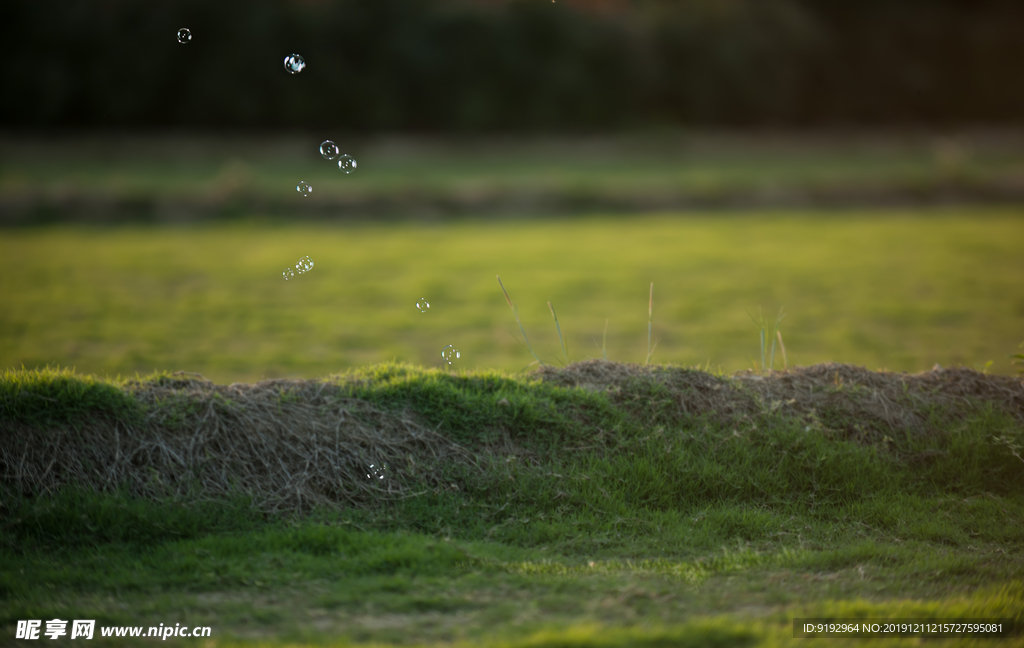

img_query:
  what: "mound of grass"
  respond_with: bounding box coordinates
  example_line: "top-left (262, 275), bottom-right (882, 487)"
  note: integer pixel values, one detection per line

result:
top-left (335, 363), bottom-right (624, 451)
top-left (2, 361), bottom-right (1021, 537)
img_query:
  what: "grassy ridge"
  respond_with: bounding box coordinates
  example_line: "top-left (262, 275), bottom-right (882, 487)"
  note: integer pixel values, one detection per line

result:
top-left (2, 363), bottom-right (1023, 645)
top-left (2, 211), bottom-right (1023, 384)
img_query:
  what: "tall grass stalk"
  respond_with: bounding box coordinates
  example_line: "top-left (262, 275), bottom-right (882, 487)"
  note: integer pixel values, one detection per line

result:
top-left (548, 301), bottom-right (569, 365)
top-left (748, 307), bottom-right (786, 374)
top-left (497, 275), bottom-right (543, 366)
top-left (645, 282), bottom-right (659, 365)
top-left (776, 330), bottom-right (788, 370)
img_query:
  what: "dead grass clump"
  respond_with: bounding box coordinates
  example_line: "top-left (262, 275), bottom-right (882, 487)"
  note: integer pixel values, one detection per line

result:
top-left (536, 360), bottom-right (1024, 442)
top-left (735, 363), bottom-right (1024, 440)
top-left (2, 373), bottom-right (479, 513)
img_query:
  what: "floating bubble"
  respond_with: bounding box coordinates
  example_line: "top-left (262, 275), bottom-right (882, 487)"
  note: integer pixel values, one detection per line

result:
top-left (366, 463), bottom-right (387, 480)
top-left (320, 140), bottom-right (340, 161)
top-left (284, 53), bottom-right (306, 74)
top-left (296, 181), bottom-right (312, 197)
top-left (416, 298), bottom-right (430, 313)
top-left (282, 267), bottom-right (295, 281)
top-left (337, 154), bottom-right (357, 174)
top-left (295, 255), bottom-right (314, 274)
top-left (442, 344), bottom-right (461, 366)
top-left (177, 28), bottom-right (192, 44)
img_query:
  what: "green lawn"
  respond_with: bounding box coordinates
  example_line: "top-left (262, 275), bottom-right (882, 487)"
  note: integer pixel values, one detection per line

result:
top-left (1, 211), bottom-right (1022, 383)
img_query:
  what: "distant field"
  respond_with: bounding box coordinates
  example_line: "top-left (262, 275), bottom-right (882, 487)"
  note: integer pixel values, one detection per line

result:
top-left (3, 132), bottom-right (1024, 221)
top-left (1, 211), bottom-right (1022, 383)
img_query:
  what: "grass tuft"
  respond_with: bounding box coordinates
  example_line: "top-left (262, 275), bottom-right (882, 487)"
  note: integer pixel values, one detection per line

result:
top-left (497, 275), bottom-right (543, 367)
top-left (748, 307), bottom-right (786, 373)
top-left (0, 366), bottom-right (143, 429)
top-left (645, 282), bottom-right (659, 365)
top-left (547, 301), bottom-right (570, 365)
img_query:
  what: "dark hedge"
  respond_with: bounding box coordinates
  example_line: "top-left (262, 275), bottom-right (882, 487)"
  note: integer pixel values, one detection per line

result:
top-left (2, 0), bottom-right (1023, 131)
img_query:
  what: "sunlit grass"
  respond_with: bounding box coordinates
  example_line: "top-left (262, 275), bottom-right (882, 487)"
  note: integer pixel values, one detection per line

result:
top-left (1, 211), bottom-right (1022, 383)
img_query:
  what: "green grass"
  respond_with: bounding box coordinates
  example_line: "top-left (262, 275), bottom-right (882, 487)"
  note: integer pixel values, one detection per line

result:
top-left (3, 458), bottom-right (1022, 645)
top-left (1, 210), bottom-right (1023, 383)
top-left (0, 366), bottom-right (143, 429)
top-left (2, 363), bottom-right (1023, 645)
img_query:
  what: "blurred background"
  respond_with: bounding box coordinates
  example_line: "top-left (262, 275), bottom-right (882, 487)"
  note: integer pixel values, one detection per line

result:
top-left (7, 0), bottom-right (1024, 132)
top-left (1, 0), bottom-right (1022, 381)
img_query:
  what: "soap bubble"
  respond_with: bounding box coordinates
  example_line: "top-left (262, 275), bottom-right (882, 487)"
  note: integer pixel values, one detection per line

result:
top-left (296, 181), bottom-right (312, 197)
top-left (416, 298), bottom-right (430, 313)
top-left (177, 28), bottom-right (191, 44)
top-left (442, 345), bottom-right (461, 365)
top-left (337, 154), bottom-right (357, 174)
top-left (320, 140), bottom-right (340, 161)
top-left (284, 54), bottom-right (306, 74)
top-left (366, 463), bottom-right (387, 480)
top-left (282, 267), bottom-right (295, 281)
top-left (295, 255), bottom-right (314, 274)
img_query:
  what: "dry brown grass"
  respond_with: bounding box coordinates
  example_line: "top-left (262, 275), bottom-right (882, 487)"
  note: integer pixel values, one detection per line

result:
top-left (3, 375), bottom-right (479, 513)
top-left (3, 362), bottom-right (1022, 513)
top-left (536, 360), bottom-right (1024, 444)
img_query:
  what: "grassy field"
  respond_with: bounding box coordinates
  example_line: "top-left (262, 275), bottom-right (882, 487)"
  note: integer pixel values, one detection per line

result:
top-left (1, 211), bottom-right (1022, 383)
top-left (2, 361), bottom-right (1023, 646)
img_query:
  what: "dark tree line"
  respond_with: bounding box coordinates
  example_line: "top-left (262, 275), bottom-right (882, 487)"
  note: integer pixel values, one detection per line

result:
top-left (2, 0), bottom-right (1023, 131)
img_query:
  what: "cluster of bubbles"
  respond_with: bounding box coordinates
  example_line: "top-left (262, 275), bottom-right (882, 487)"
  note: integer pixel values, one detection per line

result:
top-left (366, 463), bottom-right (387, 480)
top-left (171, 43), bottom-right (355, 193)
top-left (176, 31), bottom-right (456, 374)
top-left (298, 140), bottom-right (356, 197)
top-left (282, 255), bottom-right (315, 280)
top-left (442, 344), bottom-right (461, 366)
top-left (320, 140), bottom-right (358, 173)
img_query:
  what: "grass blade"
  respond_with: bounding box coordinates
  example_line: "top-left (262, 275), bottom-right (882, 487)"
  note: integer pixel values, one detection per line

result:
top-left (760, 327), bottom-right (766, 373)
top-left (497, 275), bottom-right (543, 366)
top-left (548, 301), bottom-right (569, 365)
top-left (768, 307), bottom-right (786, 372)
top-left (645, 282), bottom-right (654, 365)
top-left (774, 331), bottom-right (790, 366)
top-left (748, 307), bottom-right (767, 373)
top-left (749, 307), bottom-right (785, 373)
